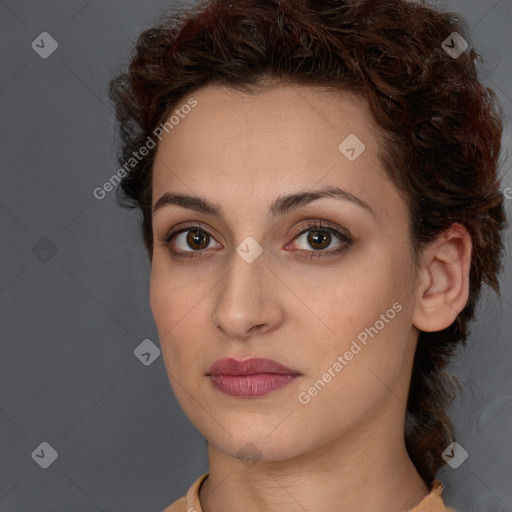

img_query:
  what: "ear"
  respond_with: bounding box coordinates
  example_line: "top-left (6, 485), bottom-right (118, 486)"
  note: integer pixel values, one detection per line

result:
top-left (412, 223), bottom-right (472, 332)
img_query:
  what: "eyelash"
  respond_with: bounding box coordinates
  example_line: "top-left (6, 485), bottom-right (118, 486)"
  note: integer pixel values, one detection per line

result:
top-left (162, 220), bottom-right (353, 260)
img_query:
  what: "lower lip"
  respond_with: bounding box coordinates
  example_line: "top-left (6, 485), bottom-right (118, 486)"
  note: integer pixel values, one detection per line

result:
top-left (209, 373), bottom-right (299, 397)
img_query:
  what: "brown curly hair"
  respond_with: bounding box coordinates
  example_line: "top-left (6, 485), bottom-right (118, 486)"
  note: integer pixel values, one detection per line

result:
top-left (108, 0), bottom-right (507, 487)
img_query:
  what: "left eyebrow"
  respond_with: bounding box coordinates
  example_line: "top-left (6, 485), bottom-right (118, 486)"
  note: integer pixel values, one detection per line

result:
top-left (152, 184), bottom-right (375, 219)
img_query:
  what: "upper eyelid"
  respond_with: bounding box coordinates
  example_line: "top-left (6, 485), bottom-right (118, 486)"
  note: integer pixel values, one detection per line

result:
top-left (164, 221), bottom-right (219, 241)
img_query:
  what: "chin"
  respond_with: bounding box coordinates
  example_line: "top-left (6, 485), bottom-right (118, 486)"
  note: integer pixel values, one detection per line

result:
top-left (206, 421), bottom-right (311, 462)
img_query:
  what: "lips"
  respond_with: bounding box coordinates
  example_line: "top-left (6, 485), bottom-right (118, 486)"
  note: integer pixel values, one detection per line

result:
top-left (207, 357), bottom-right (301, 398)
top-left (207, 357), bottom-right (301, 376)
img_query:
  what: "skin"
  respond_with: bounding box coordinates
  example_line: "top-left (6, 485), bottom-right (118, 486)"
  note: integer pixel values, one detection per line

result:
top-left (150, 83), bottom-right (472, 512)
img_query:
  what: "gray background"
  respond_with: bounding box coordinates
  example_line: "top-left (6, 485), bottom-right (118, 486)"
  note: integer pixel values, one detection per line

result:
top-left (0, 0), bottom-right (510, 511)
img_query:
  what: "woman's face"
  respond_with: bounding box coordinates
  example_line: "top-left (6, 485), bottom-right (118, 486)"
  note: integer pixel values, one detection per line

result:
top-left (150, 83), bottom-right (421, 462)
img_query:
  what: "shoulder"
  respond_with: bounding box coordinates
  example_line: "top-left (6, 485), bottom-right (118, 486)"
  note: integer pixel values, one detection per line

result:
top-left (408, 480), bottom-right (456, 512)
top-left (161, 472), bottom-right (209, 512)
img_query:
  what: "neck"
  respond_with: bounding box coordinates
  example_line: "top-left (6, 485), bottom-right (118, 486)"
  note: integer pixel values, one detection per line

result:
top-left (199, 407), bottom-right (429, 512)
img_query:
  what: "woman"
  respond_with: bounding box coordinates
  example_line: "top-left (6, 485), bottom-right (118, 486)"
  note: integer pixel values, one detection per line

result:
top-left (109, 0), bottom-right (507, 510)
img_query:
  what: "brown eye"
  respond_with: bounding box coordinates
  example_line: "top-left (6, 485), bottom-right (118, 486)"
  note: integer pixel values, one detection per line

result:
top-left (306, 229), bottom-right (332, 250)
top-left (185, 229), bottom-right (211, 250)
top-left (290, 221), bottom-right (353, 260)
top-left (163, 221), bottom-right (352, 260)
top-left (164, 224), bottom-right (221, 256)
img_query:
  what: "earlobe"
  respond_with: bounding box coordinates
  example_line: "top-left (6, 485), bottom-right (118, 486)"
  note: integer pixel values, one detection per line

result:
top-left (412, 223), bottom-right (472, 333)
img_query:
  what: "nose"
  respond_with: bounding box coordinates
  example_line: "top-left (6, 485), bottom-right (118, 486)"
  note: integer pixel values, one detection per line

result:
top-left (210, 247), bottom-right (285, 342)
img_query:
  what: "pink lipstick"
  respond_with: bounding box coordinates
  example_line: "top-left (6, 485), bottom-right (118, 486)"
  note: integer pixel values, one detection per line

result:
top-left (207, 357), bottom-right (301, 398)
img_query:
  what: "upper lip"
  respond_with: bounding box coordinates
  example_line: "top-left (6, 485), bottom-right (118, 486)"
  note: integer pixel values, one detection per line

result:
top-left (207, 357), bottom-right (301, 376)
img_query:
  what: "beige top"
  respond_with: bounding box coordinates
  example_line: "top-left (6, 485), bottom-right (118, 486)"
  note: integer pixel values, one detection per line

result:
top-left (162, 473), bottom-right (456, 512)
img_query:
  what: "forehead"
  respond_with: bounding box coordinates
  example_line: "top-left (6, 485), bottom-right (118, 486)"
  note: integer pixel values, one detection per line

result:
top-left (154, 83), bottom-right (379, 157)
top-left (151, 83), bottom-right (400, 218)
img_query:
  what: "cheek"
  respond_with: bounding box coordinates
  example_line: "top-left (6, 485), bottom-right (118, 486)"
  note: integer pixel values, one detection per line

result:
top-left (323, 248), bottom-right (414, 365)
top-left (150, 267), bottom-right (186, 357)
top-left (149, 256), bottom-right (194, 327)
top-left (150, 264), bottom-right (209, 374)
top-left (328, 258), bottom-right (398, 326)
top-left (149, 272), bottom-right (175, 330)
